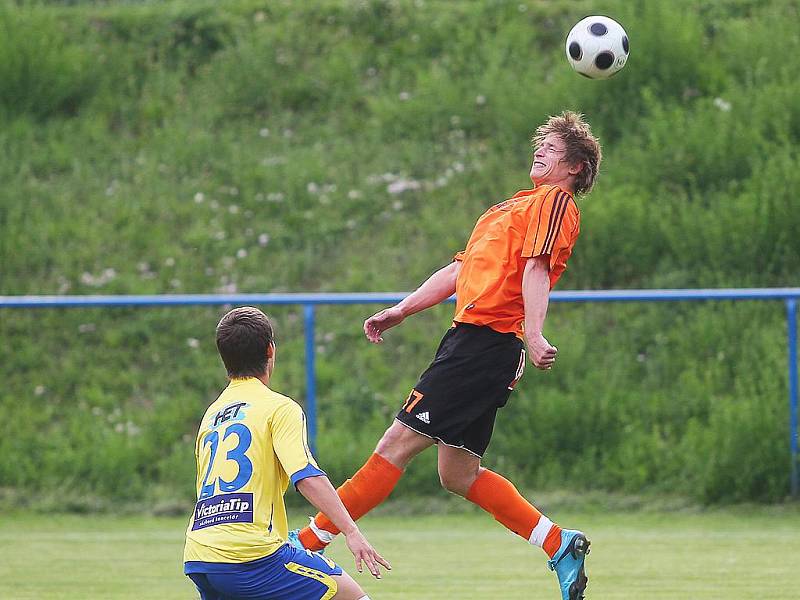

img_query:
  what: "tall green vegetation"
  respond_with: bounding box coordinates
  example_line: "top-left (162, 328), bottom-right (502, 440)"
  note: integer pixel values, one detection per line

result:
top-left (0, 0), bottom-right (798, 507)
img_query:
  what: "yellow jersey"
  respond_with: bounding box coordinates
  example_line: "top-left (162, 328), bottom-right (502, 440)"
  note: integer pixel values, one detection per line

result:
top-left (183, 377), bottom-right (324, 564)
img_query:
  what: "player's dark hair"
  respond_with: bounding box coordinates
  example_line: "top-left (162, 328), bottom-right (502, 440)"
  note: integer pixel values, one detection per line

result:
top-left (215, 306), bottom-right (274, 378)
top-left (532, 111), bottom-right (602, 194)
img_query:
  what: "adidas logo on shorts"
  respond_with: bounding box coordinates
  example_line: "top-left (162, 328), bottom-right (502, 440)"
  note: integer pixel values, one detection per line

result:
top-left (415, 411), bottom-right (430, 424)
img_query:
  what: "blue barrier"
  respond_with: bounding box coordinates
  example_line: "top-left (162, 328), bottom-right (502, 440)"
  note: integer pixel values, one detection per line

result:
top-left (1, 288), bottom-right (799, 497)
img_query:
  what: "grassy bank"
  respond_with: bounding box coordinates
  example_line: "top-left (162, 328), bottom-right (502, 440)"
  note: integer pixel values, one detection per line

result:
top-left (1, 0), bottom-right (799, 504)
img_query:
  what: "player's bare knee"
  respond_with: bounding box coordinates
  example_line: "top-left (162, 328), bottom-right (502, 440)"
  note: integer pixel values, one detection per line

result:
top-left (438, 468), bottom-right (470, 496)
top-left (331, 571), bottom-right (366, 599)
top-left (374, 421), bottom-right (430, 468)
top-left (374, 425), bottom-right (404, 462)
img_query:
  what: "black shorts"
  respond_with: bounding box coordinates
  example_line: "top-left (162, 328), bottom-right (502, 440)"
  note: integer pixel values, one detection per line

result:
top-left (395, 322), bottom-right (526, 457)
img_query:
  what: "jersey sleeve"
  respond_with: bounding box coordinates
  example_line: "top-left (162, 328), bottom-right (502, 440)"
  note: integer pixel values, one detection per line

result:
top-left (521, 188), bottom-right (572, 259)
top-left (270, 401), bottom-right (326, 487)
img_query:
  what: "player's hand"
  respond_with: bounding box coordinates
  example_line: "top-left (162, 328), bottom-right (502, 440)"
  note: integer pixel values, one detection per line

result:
top-left (363, 306), bottom-right (405, 343)
top-left (528, 332), bottom-right (558, 370)
top-left (343, 527), bottom-right (391, 579)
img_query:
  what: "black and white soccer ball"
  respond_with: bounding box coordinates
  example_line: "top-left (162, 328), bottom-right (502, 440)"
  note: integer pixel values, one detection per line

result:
top-left (565, 16), bottom-right (629, 79)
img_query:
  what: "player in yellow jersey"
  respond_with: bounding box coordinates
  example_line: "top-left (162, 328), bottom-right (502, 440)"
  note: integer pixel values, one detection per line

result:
top-left (184, 307), bottom-right (390, 600)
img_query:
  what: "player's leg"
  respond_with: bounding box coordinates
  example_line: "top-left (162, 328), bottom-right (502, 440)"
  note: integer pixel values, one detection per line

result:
top-left (296, 419), bottom-right (433, 551)
top-left (438, 442), bottom-right (590, 600)
top-left (294, 326), bottom-right (466, 551)
top-left (331, 571), bottom-right (372, 600)
top-left (437, 443), bottom-right (562, 554)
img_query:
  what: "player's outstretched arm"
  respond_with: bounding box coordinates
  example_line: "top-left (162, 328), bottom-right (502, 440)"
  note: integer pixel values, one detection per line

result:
top-left (364, 260), bottom-right (461, 343)
top-left (296, 475), bottom-right (391, 578)
top-left (522, 255), bottom-right (558, 370)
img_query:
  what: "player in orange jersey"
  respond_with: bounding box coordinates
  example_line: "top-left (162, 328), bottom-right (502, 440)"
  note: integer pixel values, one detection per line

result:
top-left (291, 112), bottom-right (602, 600)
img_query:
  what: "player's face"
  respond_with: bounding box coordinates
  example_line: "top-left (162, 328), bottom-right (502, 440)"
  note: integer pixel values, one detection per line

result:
top-left (530, 134), bottom-right (576, 186)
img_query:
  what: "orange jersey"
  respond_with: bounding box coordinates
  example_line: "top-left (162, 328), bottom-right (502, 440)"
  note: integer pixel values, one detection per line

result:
top-left (452, 185), bottom-right (580, 337)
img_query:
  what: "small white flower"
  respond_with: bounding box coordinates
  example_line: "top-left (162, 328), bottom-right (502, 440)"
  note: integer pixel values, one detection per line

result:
top-left (387, 178), bottom-right (421, 195)
top-left (236, 248), bottom-right (248, 259)
top-left (348, 189), bottom-right (362, 199)
top-left (194, 192), bottom-right (205, 203)
top-left (262, 156), bottom-right (287, 166)
top-left (164, 257), bottom-right (175, 267)
top-left (259, 128), bottom-right (270, 137)
top-left (399, 91), bottom-right (411, 101)
top-left (228, 204), bottom-right (239, 214)
top-left (34, 385), bottom-right (46, 396)
top-left (187, 338), bottom-right (200, 348)
top-left (713, 97), bottom-right (731, 112)
top-left (258, 233), bottom-right (270, 247)
top-left (475, 95), bottom-right (486, 106)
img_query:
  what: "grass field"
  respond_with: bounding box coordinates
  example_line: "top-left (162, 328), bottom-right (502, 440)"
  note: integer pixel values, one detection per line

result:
top-left (2, 506), bottom-right (798, 599)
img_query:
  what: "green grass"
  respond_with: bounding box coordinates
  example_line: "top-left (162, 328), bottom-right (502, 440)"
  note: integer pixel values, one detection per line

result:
top-left (2, 507), bottom-right (798, 599)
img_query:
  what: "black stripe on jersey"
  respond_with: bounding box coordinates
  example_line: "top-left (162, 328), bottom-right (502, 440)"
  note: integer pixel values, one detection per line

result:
top-left (544, 194), bottom-right (570, 254)
top-left (542, 192), bottom-right (568, 254)
top-left (532, 187), bottom-right (560, 254)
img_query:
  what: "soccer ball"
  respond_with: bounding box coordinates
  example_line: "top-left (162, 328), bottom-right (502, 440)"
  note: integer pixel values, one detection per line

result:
top-left (565, 16), bottom-right (629, 79)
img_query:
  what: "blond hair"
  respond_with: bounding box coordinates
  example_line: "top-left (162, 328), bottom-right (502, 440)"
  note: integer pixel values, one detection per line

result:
top-left (532, 111), bottom-right (602, 194)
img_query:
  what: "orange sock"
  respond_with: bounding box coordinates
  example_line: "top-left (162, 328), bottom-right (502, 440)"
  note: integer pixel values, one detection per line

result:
top-left (466, 469), bottom-right (562, 558)
top-left (298, 453), bottom-right (403, 551)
